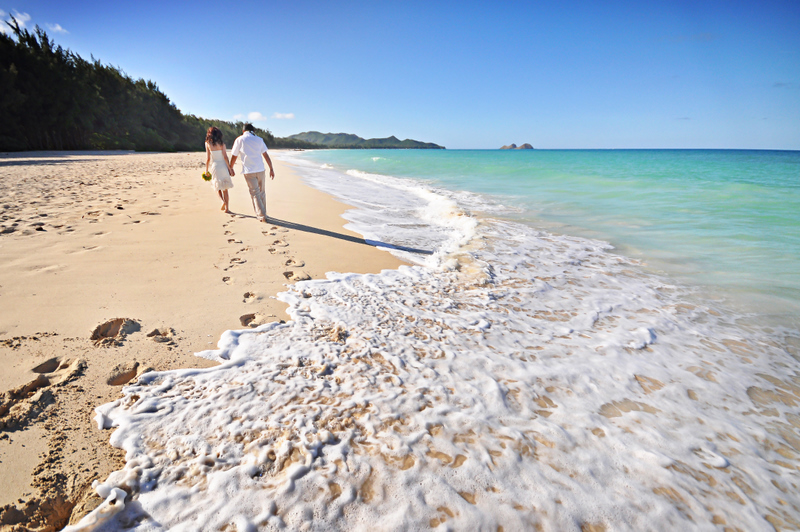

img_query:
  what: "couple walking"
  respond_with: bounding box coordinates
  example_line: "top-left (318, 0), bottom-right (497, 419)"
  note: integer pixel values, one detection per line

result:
top-left (205, 123), bottom-right (275, 222)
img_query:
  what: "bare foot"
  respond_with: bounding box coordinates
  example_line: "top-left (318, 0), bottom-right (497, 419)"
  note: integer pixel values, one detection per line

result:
top-left (220, 203), bottom-right (227, 212)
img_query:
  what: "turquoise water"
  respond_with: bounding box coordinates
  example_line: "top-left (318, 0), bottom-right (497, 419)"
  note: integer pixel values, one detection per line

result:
top-left (298, 149), bottom-right (800, 319)
top-left (86, 150), bottom-right (800, 529)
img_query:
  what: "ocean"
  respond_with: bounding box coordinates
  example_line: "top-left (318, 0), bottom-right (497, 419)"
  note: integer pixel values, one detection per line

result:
top-left (81, 149), bottom-right (800, 531)
top-left (297, 149), bottom-right (800, 323)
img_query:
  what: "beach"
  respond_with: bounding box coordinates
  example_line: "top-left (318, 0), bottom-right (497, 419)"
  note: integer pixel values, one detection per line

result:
top-left (2, 148), bottom-right (799, 531)
top-left (0, 151), bottom-right (402, 530)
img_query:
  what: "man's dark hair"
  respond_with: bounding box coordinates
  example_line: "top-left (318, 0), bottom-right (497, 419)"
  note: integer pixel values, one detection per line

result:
top-left (243, 123), bottom-right (256, 132)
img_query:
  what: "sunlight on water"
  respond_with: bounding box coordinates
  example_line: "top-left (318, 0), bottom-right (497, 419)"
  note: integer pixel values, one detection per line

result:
top-left (298, 149), bottom-right (800, 321)
top-left (71, 149), bottom-right (800, 531)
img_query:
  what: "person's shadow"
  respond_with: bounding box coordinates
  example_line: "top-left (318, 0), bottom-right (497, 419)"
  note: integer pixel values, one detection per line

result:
top-left (229, 212), bottom-right (434, 256)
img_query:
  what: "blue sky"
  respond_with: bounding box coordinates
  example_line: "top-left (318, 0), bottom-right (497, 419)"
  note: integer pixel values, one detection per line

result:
top-left (2, 1), bottom-right (799, 149)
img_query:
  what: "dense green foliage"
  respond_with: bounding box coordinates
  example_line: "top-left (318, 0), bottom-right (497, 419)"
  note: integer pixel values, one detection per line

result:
top-left (287, 131), bottom-right (445, 149)
top-left (0, 20), bottom-right (317, 152)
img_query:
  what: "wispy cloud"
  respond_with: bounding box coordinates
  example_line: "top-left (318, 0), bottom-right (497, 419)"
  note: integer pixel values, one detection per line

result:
top-left (11, 10), bottom-right (31, 26)
top-left (247, 111), bottom-right (268, 122)
top-left (272, 112), bottom-right (295, 120)
top-left (233, 113), bottom-right (245, 121)
top-left (773, 82), bottom-right (796, 89)
top-left (1, 10), bottom-right (31, 34)
top-left (46, 23), bottom-right (68, 34)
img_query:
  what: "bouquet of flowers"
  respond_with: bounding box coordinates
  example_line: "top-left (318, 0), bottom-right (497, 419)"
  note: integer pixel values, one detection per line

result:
top-left (202, 171), bottom-right (212, 182)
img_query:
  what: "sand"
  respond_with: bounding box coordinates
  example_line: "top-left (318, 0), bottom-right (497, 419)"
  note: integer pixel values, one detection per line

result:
top-left (0, 150), bottom-right (402, 531)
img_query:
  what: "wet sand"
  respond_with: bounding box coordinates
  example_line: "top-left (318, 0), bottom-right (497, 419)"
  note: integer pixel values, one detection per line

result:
top-left (0, 150), bottom-right (402, 530)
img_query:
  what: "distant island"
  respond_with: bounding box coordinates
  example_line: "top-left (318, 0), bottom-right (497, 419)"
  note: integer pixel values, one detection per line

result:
top-left (500, 143), bottom-right (534, 150)
top-left (288, 132), bottom-right (445, 150)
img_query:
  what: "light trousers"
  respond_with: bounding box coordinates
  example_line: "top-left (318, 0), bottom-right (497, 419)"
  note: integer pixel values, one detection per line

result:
top-left (243, 170), bottom-right (267, 219)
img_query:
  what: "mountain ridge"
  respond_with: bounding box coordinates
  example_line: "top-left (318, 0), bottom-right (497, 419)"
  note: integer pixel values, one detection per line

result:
top-left (288, 131), bottom-right (444, 149)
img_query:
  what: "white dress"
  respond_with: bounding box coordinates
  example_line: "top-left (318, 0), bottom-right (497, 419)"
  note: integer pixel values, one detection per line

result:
top-left (210, 149), bottom-right (233, 191)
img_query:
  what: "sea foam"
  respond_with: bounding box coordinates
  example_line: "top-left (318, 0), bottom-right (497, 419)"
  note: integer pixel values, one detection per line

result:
top-left (72, 155), bottom-right (800, 531)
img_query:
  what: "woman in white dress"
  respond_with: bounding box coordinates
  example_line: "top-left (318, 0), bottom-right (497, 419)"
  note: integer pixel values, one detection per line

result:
top-left (205, 127), bottom-right (235, 213)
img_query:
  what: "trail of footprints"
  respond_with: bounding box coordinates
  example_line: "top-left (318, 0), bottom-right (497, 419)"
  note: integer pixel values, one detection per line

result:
top-left (220, 219), bottom-right (310, 328)
top-left (1, 153), bottom-right (197, 238)
top-left (0, 322), bottom-right (181, 433)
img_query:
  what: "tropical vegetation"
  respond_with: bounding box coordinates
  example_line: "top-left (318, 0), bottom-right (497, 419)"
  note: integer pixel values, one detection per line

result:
top-left (0, 19), bottom-right (317, 152)
top-left (287, 131), bottom-right (444, 149)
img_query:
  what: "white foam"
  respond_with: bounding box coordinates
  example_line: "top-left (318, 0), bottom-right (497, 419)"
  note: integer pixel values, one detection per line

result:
top-left (75, 154), bottom-right (800, 530)
top-left (280, 158), bottom-right (480, 267)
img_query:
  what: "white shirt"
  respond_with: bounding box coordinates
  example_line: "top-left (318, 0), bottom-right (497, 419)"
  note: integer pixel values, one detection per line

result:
top-left (231, 131), bottom-right (268, 174)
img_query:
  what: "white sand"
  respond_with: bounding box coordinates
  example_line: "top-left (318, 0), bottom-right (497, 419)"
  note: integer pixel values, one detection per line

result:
top-left (0, 151), bottom-right (401, 530)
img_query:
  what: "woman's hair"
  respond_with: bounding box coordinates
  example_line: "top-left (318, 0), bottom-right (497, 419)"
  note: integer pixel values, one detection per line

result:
top-left (206, 126), bottom-right (224, 146)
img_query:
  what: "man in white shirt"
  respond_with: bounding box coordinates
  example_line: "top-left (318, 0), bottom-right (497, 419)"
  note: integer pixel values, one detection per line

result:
top-left (230, 123), bottom-right (275, 222)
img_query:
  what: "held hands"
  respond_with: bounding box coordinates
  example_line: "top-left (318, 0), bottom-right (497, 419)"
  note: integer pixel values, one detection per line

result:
top-left (269, 168), bottom-right (275, 180)
top-left (228, 166), bottom-right (235, 177)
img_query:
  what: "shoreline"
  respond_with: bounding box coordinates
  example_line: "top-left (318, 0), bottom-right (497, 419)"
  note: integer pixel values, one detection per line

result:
top-left (295, 148), bottom-right (800, 328)
top-left (4, 149), bottom-right (799, 530)
top-left (0, 150), bottom-right (403, 530)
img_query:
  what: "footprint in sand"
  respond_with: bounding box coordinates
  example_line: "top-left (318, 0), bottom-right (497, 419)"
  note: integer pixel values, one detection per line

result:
top-left (283, 271), bottom-right (311, 282)
top-left (271, 240), bottom-right (288, 247)
top-left (238, 313), bottom-right (275, 328)
top-left (229, 257), bottom-right (247, 265)
top-left (239, 313), bottom-right (258, 327)
top-left (146, 327), bottom-right (176, 344)
top-left (90, 318), bottom-right (140, 347)
top-left (285, 258), bottom-right (305, 267)
top-left (224, 230), bottom-right (233, 236)
top-left (32, 357), bottom-right (60, 374)
top-left (243, 291), bottom-right (257, 303)
top-left (106, 361), bottom-right (140, 386)
top-left (222, 276), bottom-right (232, 284)
top-left (227, 238), bottom-right (242, 244)
top-left (107, 362), bottom-right (152, 386)
top-left (0, 358), bottom-right (86, 430)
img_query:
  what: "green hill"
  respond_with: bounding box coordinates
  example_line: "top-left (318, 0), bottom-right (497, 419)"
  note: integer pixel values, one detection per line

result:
top-left (287, 131), bottom-right (444, 149)
top-left (0, 20), bottom-right (316, 152)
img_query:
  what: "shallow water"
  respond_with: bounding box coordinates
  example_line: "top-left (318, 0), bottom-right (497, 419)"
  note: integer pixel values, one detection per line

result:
top-left (76, 149), bottom-right (800, 531)
top-left (302, 149), bottom-right (800, 322)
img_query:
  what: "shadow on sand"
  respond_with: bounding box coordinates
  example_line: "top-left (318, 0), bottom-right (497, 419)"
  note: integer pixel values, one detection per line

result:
top-left (231, 212), bottom-right (434, 256)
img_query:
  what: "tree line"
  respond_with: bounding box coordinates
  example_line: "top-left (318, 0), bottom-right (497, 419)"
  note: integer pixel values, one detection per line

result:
top-left (0, 19), bottom-right (318, 152)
